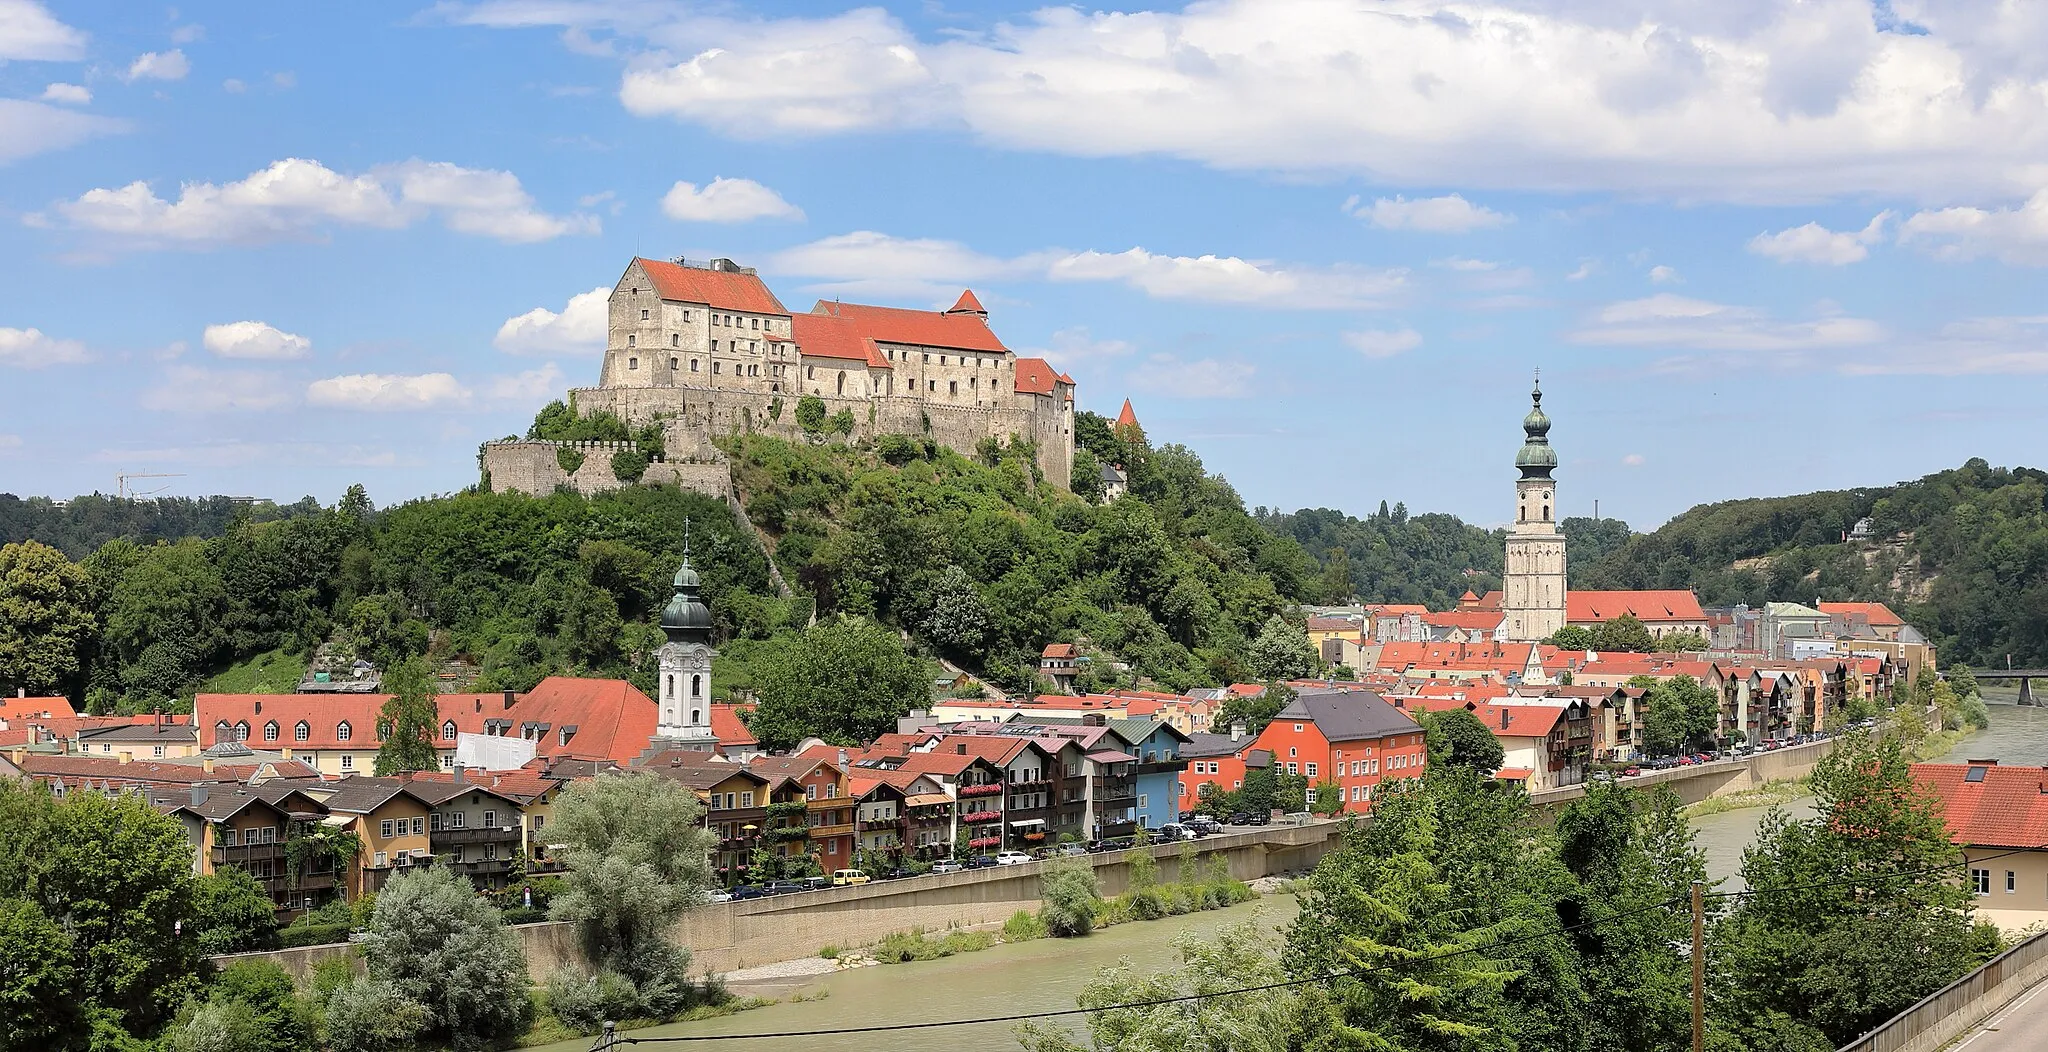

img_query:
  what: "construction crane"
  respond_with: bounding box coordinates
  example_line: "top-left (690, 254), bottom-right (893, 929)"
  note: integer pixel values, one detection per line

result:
top-left (115, 473), bottom-right (185, 499)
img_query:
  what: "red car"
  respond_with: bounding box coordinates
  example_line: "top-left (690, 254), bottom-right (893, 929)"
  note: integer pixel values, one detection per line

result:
top-left (1676, 756), bottom-right (1697, 766)
top-left (1622, 766), bottom-right (1642, 777)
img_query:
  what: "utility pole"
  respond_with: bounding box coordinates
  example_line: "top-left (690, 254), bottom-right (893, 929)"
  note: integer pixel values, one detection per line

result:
top-left (1691, 880), bottom-right (1706, 1052)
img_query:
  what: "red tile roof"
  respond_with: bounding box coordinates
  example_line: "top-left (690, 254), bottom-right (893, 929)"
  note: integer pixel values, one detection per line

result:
top-left (1014, 357), bottom-right (1073, 396)
top-left (712, 703), bottom-right (757, 749)
top-left (947, 289), bottom-right (986, 314)
top-left (196, 693), bottom-right (504, 751)
top-left (1116, 399), bottom-right (1138, 427)
top-left (1567, 590), bottom-right (1706, 623)
top-left (514, 677), bottom-right (659, 765)
top-left (1421, 610), bottom-right (1508, 631)
top-left (17, 754), bottom-right (319, 785)
top-left (790, 311), bottom-right (890, 368)
top-left (1819, 601), bottom-right (1905, 627)
top-left (636, 258), bottom-right (789, 315)
top-left (1042, 643), bottom-right (1077, 659)
top-left (1913, 762), bottom-right (2048, 850)
top-left (1366, 604), bottom-right (1429, 617)
top-left (1305, 617), bottom-right (1356, 632)
top-left (810, 300), bottom-right (1007, 353)
top-left (1398, 698), bottom-right (1567, 738)
top-left (0, 696), bottom-right (76, 723)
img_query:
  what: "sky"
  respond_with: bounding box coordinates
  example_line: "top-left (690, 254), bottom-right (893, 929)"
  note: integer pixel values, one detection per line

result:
top-left (4, 0), bottom-right (2048, 531)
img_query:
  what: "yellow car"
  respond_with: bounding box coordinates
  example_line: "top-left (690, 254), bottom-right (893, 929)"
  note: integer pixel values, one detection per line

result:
top-left (831, 869), bottom-right (872, 886)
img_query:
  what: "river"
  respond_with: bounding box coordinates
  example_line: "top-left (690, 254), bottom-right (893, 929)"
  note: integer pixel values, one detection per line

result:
top-left (523, 897), bottom-right (1299, 1052)
top-left (533, 695), bottom-right (2048, 1051)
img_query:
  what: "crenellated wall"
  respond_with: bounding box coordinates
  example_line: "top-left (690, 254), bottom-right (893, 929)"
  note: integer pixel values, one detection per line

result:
top-left (483, 440), bottom-right (734, 499)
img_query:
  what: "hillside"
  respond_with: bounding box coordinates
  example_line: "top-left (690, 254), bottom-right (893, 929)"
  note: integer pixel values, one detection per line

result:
top-left (1581, 458), bottom-right (2048, 667)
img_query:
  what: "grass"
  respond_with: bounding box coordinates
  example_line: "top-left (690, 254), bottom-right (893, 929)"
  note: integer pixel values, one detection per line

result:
top-left (1683, 778), bottom-right (1810, 819)
top-left (199, 648), bottom-right (306, 695)
top-left (870, 926), bottom-right (998, 963)
top-left (817, 945), bottom-right (842, 960)
top-left (513, 996), bottom-right (777, 1047)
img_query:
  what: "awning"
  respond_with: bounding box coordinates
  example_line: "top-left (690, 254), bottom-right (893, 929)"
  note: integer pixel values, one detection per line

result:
top-left (1086, 750), bottom-right (1137, 763)
top-left (1009, 818), bottom-right (1046, 827)
top-left (905, 794), bottom-right (952, 808)
top-left (1494, 767), bottom-right (1533, 781)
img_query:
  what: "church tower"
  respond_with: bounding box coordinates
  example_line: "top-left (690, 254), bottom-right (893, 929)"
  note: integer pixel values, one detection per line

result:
top-left (654, 545), bottom-right (719, 751)
top-left (1503, 377), bottom-right (1568, 642)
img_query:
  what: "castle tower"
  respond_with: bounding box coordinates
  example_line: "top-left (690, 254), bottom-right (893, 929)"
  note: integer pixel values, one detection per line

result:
top-left (1503, 377), bottom-right (1567, 643)
top-left (654, 542), bottom-right (719, 751)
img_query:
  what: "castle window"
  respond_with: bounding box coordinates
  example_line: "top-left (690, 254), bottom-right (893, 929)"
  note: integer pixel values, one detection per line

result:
top-left (629, 357), bottom-right (639, 370)
top-left (642, 309), bottom-right (650, 320)
top-left (691, 359), bottom-right (699, 372)
top-left (949, 380), bottom-right (957, 396)
top-left (691, 708), bottom-right (702, 725)
top-left (940, 355), bottom-right (947, 365)
top-left (713, 361), bottom-right (721, 374)
top-left (922, 353), bottom-right (929, 364)
top-left (752, 318), bottom-right (760, 329)
top-left (671, 334), bottom-right (679, 347)
top-left (749, 364), bottom-right (758, 376)
top-left (710, 339), bottom-right (718, 352)
top-left (1543, 503), bottom-right (1550, 519)
top-left (806, 365), bottom-right (814, 379)
top-left (837, 371), bottom-right (845, 395)
top-left (628, 334), bottom-right (636, 347)
top-left (682, 310), bottom-right (690, 321)
top-left (928, 379), bottom-right (936, 392)
top-left (670, 358), bottom-right (678, 370)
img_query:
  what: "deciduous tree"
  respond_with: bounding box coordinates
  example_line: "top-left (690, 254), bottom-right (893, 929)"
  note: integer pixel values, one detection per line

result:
top-left (373, 657), bottom-right (439, 776)
top-left (1421, 707), bottom-right (1506, 774)
top-left (748, 616), bottom-right (932, 749)
top-left (1591, 614), bottom-right (1655, 653)
top-left (0, 540), bottom-right (96, 697)
top-left (1247, 615), bottom-right (1318, 681)
top-left (361, 866), bottom-right (530, 1049)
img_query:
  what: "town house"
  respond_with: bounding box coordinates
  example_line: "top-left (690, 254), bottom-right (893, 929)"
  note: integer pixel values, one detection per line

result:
top-left (1253, 687), bottom-right (1429, 813)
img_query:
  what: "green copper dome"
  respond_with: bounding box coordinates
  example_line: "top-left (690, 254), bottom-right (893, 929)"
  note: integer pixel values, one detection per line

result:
top-left (660, 554), bottom-right (712, 641)
top-left (1516, 378), bottom-right (1556, 479)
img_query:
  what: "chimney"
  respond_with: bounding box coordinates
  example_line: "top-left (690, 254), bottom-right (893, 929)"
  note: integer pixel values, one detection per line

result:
top-left (1231, 722), bottom-right (1245, 742)
top-left (117, 751), bottom-right (131, 765)
top-left (190, 784), bottom-right (208, 807)
top-left (1083, 713), bottom-right (1105, 727)
top-left (253, 700), bottom-right (262, 715)
top-left (1499, 709), bottom-right (1510, 731)
top-left (14, 688), bottom-right (22, 698)
top-left (454, 766), bottom-right (466, 785)
top-left (280, 747), bottom-right (291, 760)
top-left (503, 690), bottom-right (516, 711)
top-left (902, 741), bottom-right (913, 757)
top-left (202, 755), bottom-right (215, 774)
top-left (475, 698), bottom-right (482, 713)
top-left (837, 749), bottom-right (849, 768)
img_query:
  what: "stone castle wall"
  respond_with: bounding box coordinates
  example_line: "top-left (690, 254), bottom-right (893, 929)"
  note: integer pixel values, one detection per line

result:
top-left (484, 440), bottom-right (734, 499)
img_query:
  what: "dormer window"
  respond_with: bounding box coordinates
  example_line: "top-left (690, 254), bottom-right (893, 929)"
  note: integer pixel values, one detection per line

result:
top-left (263, 721), bottom-right (279, 742)
top-left (294, 721), bottom-right (309, 742)
top-left (234, 722), bottom-right (250, 741)
top-left (442, 720), bottom-right (457, 741)
top-left (336, 721), bottom-right (352, 742)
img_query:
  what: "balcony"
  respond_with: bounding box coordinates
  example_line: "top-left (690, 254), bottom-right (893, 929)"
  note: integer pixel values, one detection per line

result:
top-left (857, 818), bottom-right (901, 832)
top-left (212, 842), bottom-right (285, 865)
top-left (434, 825), bottom-right (520, 847)
top-left (809, 822), bottom-right (856, 839)
top-left (960, 810), bottom-right (1002, 824)
top-left (451, 858), bottom-right (517, 876)
top-left (1133, 759), bottom-right (1187, 776)
top-left (1007, 778), bottom-right (1051, 790)
top-left (718, 835), bottom-right (760, 852)
top-left (958, 783), bottom-right (1005, 798)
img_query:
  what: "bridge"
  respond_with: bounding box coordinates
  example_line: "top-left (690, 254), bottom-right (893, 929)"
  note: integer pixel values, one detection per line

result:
top-left (1973, 669), bottom-right (2048, 706)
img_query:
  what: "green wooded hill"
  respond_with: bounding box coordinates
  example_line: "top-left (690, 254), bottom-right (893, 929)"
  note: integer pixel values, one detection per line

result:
top-left (1579, 458), bottom-right (2048, 667)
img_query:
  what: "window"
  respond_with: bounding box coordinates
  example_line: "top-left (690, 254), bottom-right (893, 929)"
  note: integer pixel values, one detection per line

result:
top-left (373, 851), bottom-right (387, 868)
top-left (483, 843), bottom-right (498, 860)
top-left (337, 721), bottom-right (352, 741)
top-left (340, 754), bottom-right (354, 770)
top-left (641, 309), bottom-right (650, 320)
top-left (223, 828), bottom-right (240, 846)
top-left (235, 721), bottom-right (250, 741)
top-left (484, 810), bottom-right (497, 828)
top-left (1294, 724), bottom-right (1304, 732)
top-left (450, 811), bottom-right (466, 828)
top-left (682, 309), bottom-right (691, 322)
top-left (1973, 868), bottom-right (1991, 896)
top-left (670, 357), bottom-right (678, 370)
top-left (1138, 794), bottom-right (1148, 809)
top-left (292, 721), bottom-right (309, 742)
top-left (1289, 747), bottom-right (1297, 757)
top-left (671, 334), bottom-right (679, 347)
top-left (263, 721), bottom-right (279, 741)
top-left (628, 336), bottom-right (637, 349)
top-left (2009, 871), bottom-right (2018, 893)
top-left (381, 819), bottom-right (395, 839)
top-left (1286, 762), bottom-right (1298, 775)
top-left (153, 745), bottom-right (165, 758)
top-left (806, 785), bottom-right (817, 800)
top-left (260, 825), bottom-right (277, 843)
top-left (741, 791), bottom-right (755, 808)
top-left (948, 380), bottom-right (957, 396)
top-left (1306, 763), bottom-right (1319, 777)
top-left (431, 813), bottom-right (443, 831)
top-left (714, 361), bottom-right (721, 374)
top-left (442, 720), bottom-right (457, 741)
top-left (691, 359), bottom-right (699, 372)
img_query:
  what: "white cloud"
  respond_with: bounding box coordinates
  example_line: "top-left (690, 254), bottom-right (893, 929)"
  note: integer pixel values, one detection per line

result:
top-left (0, 1), bottom-right (86, 60)
top-left (1622, 453), bottom-right (1646, 466)
top-left (171, 24), bottom-right (205, 44)
top-left (271, 71), bottom-right (296, 89)
top-left (203, 320), bottom-right (311, 360)
top-left (661, 177), bottom-right (804, 222)
top-left (1900, 190), bottom-right (2048, 265)
top-left (495, 286), bottom-right (609, 355)
top-left (1126, 353), bottom-right (1254, 399)
top-left (1842, 315), bottom-right (2048, 376)
top-left (1566, 260), bottom-right (1599, 281)
top-left (40, 82), bottom-right (88, 105)
top-left (1034, 326), bottom-right (1135, 370)
top-left (1748, 212), bottom-right (1891, 264)
top-left (1569, 294), bottom-right (1885, 352)
top-left (460, 0), bottom-right (2048, 202)
top-left (306, 372), bottom-right (472, 411)
top-left (125, 49), bottom-right (190, 82)
top-left (1048, 248), bottom-right (1405, 309)
top-left (1648, 265), bottom-right (1680, 284)
top-left (767, 230), bottom-right (1032, 299)
top-left (0, 326), bottom-right (88, 366)
top-left (140, 366), bottom-right (294, 412)
top-left (36, 157), bottom-right (598, 248)
top-left (484, 363), bottom-right (565, 402)
top-left (1343, 328), bottom-right (1423, 359)
top-left (0, 99), bottom-right (124, 166)
top-left (223, 78), bottom-right (245, 93)
top-left (1353, 194), bottom-right (1510, 233)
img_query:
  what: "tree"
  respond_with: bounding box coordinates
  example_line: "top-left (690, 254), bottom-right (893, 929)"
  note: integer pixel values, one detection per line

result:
top-left (828, 408), bottom-right (856, 437)
top-left (321, 978), bottom-right (429, 1052)
top-left (1715, 735), bottom-right (1995, 1048)
top-left (1543, 625), bottom-right (1595, 650)
top-left (747, 616), bottom-right (932, 750)
top-left (1039, 858), bottom-right (1102, 937)
top-left (373, 657), bottom-right (439, 776)
top-left (795, 395), bottom-right (827, 435)
top-left (1654, 630), bottom-right (1711, 653)
top-left (916, 564), bottom-right (992, 656)
top-left (1247, 615), bottom-right (1318, 681)
top-left (1643, 673), bottom-right (1718, 755)
top-left (361, 866), bottom-right (530, 1049)
top-left (0, 896), bottom-right (80, 1048)
top-left (188, 870), bottom-right (278, 955)
top-left (1215, 683), bottom-right (1294, 737)
top-left (174, 961), bottom-right (306, 1052)
top-left (610, 448), bottom-right (650, 484)
top-left (1421, 707), bottom-right (1506, 773)
top-left (0, 540), bottom-right (96, 697)
top-left (547, 771), bottom-right (716, 1007)
top-left (1591, 614), bottom-right (1656, 653)
top-left (1017, 922), bottom-right (1302, 1052)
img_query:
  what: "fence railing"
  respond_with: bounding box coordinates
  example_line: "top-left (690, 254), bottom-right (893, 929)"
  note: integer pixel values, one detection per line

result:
top-left (1837, 928), bottom-right (2048, 1052)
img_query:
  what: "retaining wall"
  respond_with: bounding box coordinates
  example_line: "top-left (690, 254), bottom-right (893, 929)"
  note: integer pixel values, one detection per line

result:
top-left (1531, 736), bottom-right (1848, 809)
top-left (216, 822), bottom-right (1345, 979)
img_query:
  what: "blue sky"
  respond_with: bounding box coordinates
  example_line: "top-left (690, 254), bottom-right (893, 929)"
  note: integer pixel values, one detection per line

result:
top-left (4, 0), bottom-right (2047, 531)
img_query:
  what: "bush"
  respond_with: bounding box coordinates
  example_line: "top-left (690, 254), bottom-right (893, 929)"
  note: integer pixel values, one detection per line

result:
top-left (1128, 887), bottom-right (1166, 921)
top-left (1039, 858), bottom-right (1102, 938)
top-left (818, 945), bottom-right (842, 959)
top-left (611, 449), bottom-right (650, 484)
top-left (545, 968), bottom-right (642, 1034)
top-left (1002, 910), bottom-right (1047, 942)
top-left (324, 977), bottom-right (429, 1052)
top-left (556, 447), bottom-right (586, 474)
top-left (277, 923), bottom-right (348, 948)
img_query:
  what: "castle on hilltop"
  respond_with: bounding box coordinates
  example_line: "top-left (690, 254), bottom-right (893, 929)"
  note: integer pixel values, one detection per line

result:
top-left (483, 257), bottom-right (1078, 496)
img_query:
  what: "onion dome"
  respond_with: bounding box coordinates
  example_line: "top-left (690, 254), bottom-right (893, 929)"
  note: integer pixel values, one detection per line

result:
top-left (660, 554), bottom-right (712, 643)
top-left (1516, 378), bottom-right (1557, 479)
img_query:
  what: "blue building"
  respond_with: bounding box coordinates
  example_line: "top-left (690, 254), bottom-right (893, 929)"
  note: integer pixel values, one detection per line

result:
top-left (1116, 718), bottom-right (1193, 830)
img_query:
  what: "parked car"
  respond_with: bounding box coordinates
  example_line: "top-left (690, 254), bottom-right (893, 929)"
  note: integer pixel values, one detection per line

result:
top-left (1675, 756), bottom-right (1696, 766)
top-left (831, 869), bottom-right (872, 887)
top-left (763, 880), bottom-right (808, 896)
top-left (730, 884), bottom-right (768, 900)
top-left (1622, 766), bottom-right (1642, 777)
top-left (1178, 810), bottom-right (1197, 822)
top-left (1156, 823), bottom-right (1190, 841)
top-left (1187, 816), bottom-right (1222, 836)
top-left (704, 889), bottom-right (734, 903)
top-left (1227, 811), bottom-right (1254, 825)
top-left (932, 860), bottom-right (964, 875)
top-left (1242, 811), bottom-right (1271, 826)
top-left (966, 854), bottom-right (1001, 869)
top-left (1052, 843), bottom-right (1089, 858)
top-left (995, 850), bottom-right (1034, 866)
